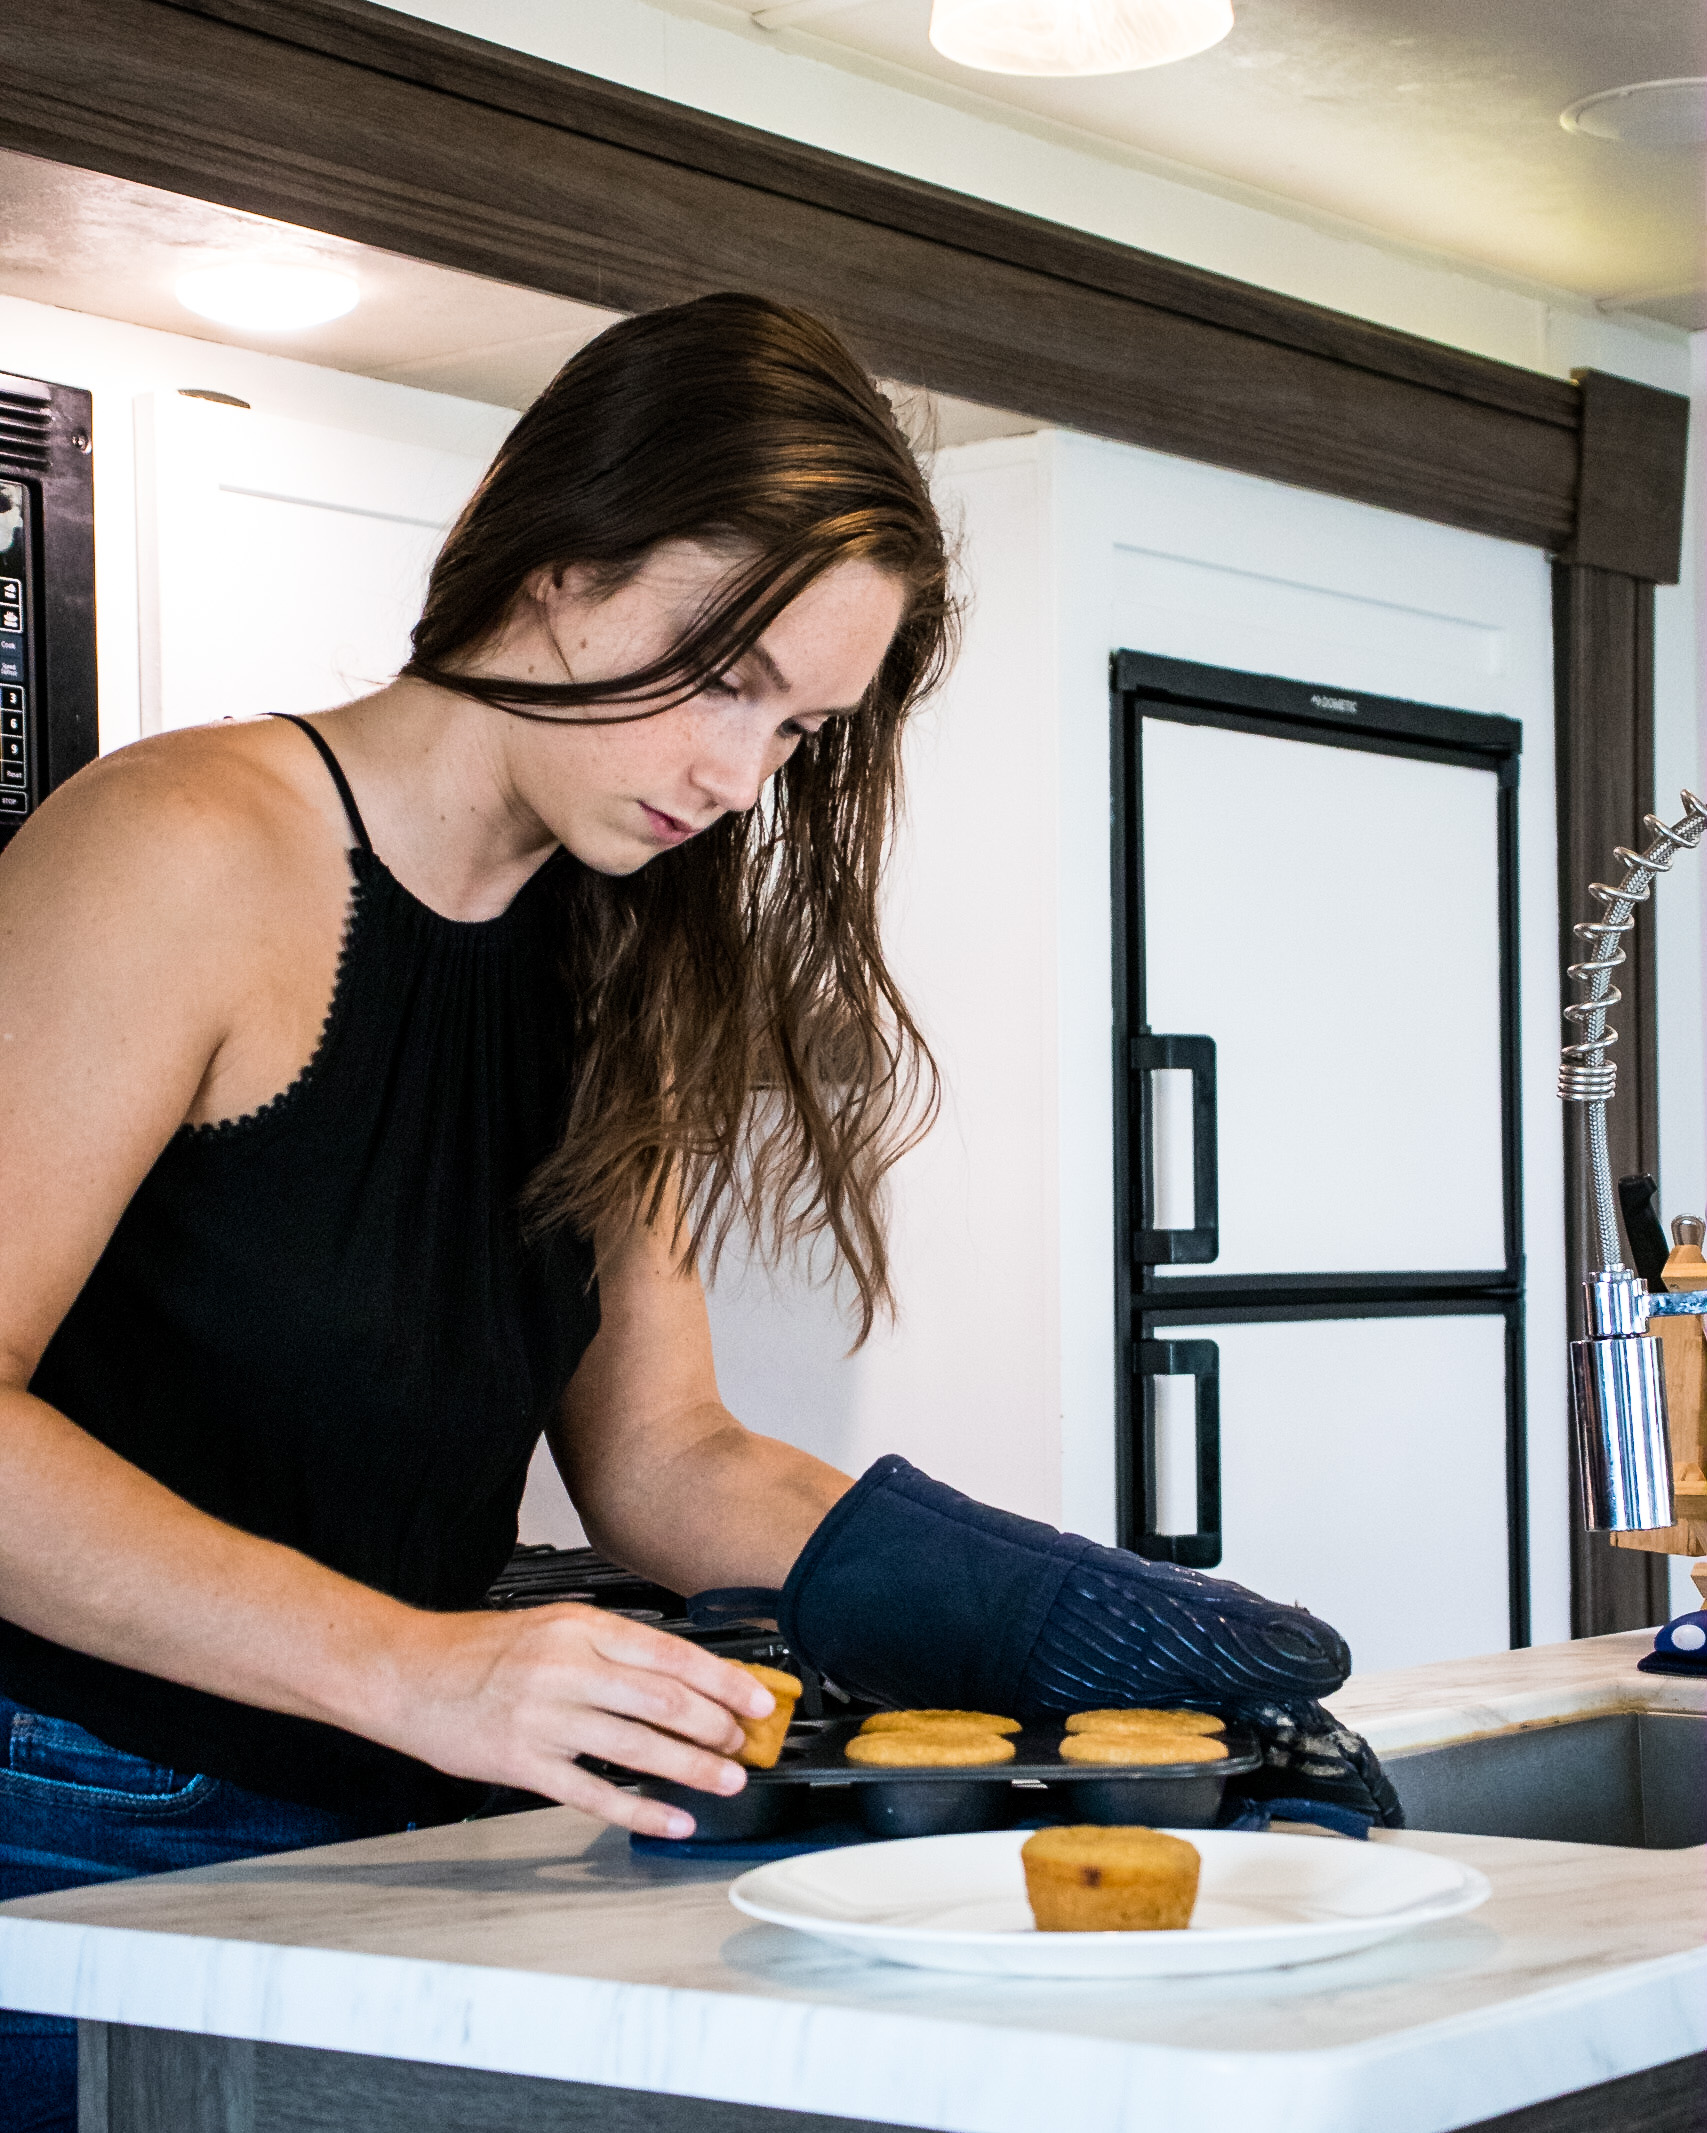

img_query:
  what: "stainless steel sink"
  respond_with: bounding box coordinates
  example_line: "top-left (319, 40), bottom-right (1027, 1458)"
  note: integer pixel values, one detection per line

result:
top-left (1386, 1710), bottom-right (1704, 1849)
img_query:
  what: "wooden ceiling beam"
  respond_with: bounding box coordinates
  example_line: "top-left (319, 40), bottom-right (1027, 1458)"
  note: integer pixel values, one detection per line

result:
top-left (0, 0), bottom-right (1688, 577)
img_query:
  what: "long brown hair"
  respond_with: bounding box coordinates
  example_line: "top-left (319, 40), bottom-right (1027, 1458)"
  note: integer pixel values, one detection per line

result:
top-left (405, 294), bottom-right (954, 1340)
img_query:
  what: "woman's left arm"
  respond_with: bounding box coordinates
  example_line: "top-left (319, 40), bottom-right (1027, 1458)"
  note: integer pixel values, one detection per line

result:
top-left (548, 1210), bottom-right (852, 1596)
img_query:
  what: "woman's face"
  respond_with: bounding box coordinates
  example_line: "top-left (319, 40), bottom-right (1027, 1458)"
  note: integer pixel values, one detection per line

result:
top-left (480, 544), bottom-right (906, 875)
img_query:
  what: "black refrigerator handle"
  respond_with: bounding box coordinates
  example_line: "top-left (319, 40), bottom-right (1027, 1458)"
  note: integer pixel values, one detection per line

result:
top-left (1134, 1338), bottom-right (1222, 1569)
top-left (1132, 1033), bottom-right (1218, 1265)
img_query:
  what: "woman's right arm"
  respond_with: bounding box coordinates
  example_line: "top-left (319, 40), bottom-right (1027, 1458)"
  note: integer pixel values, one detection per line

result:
top-left (0, 744), bottom-right (765, 1835)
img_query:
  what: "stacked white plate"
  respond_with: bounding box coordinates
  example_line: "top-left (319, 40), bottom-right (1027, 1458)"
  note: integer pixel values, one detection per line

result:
top-left (730, 1828), bottom-right (1489, 1978)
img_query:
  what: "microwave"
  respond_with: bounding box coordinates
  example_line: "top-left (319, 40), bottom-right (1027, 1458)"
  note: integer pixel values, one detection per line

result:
top-left (0, 369), bottom-right (96, 851)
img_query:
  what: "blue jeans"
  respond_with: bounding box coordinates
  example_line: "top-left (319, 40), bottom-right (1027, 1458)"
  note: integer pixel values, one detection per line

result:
top-left (0, 1696), bottom-right (429, 2133)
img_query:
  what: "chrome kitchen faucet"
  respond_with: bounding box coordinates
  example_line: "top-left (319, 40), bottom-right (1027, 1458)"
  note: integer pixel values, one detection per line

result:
top-left (1559, 790), bottom-right (1707, 1531)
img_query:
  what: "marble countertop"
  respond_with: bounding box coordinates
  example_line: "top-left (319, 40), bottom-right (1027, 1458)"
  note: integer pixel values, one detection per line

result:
top-left (1, 1633), bottom-right (1701, 2133)
top-left (1328, 1627), bottom-right (1705, 1754)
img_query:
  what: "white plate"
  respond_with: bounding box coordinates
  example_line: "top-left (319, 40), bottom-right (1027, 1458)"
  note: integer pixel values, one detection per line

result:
top-left (729, 1828), bottom-right (1489, 1978)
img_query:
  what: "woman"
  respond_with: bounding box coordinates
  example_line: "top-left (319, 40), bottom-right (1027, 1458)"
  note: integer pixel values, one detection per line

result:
top-left (0, 296), bottom-right (1392, 2131)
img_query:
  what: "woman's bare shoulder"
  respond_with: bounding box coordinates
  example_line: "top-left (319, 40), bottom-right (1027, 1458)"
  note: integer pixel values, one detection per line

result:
top-left (1, 721), bottom-right (334, 916)
top-left (0, 720), bottom-right (353, 1185)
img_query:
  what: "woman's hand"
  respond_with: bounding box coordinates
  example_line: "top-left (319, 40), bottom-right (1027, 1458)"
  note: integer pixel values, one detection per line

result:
top-left (0, 1387), bottom-right (773, 1839)
top-left (378, 1602), bottom-right (774, 1839)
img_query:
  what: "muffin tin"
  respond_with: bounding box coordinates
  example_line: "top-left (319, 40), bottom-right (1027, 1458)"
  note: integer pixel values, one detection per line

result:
top-left (638, 1717), bottom-right (1260, 1842)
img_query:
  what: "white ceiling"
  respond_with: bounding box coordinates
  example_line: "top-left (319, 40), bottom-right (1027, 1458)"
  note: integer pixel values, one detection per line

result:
top-left (0, 150), bottom-right (1037, 443)
top-left (737, 0), bottom-right (1707, 326)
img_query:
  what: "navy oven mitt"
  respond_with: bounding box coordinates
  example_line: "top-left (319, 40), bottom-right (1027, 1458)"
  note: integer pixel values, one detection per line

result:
top-left (772, 1454), bottom-right (1403, 1833)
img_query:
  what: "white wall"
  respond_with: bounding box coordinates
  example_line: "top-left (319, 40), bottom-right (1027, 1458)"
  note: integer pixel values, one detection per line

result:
top-left (0, 293), bottom-right (514, 757)
top-left (705, 445), bottom-right (1062, 1519)
top-left (135, 392), bottom-right (495, 737)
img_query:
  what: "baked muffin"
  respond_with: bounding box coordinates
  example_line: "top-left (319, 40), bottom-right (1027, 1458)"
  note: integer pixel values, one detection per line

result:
top-left (1057, 1732), bottom-right (1228, 1765)
top-left (859, 1710), bottom-right (1022, 1736)
top-left (1022, 1826), bottom-right (1201, 1931)
top-left (1064, 1708), bottom-right (1224, 1737)
top-left (845, 1729), bottom-right (1016, 1768)
top-left (734, 1664), bottom-right (802, 1769)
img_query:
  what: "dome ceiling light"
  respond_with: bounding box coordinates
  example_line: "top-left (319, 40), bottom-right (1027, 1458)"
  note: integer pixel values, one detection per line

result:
top-left (1561, 79), bottom-right (1707, 152)
top-left (928, 0), bottom-right (1233, 77)
top-left (174, 263), bottom-right (361, 332)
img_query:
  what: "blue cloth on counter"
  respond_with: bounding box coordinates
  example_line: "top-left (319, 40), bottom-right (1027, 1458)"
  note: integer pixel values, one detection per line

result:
top-left (0, 1694), bottom-right (428, 2133)
top-left (1639, 1610), bottom-right (1707, 1674)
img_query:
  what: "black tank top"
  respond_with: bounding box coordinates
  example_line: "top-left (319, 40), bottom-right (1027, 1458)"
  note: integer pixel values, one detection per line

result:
top-left (6, 720), bottom-right (600, 1818)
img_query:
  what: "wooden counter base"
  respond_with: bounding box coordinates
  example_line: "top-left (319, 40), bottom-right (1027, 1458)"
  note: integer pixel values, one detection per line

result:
top-left (77, 2026), bottom-right (1705, 2133)
top-left (77, 2024), bottom-right (920, 2133)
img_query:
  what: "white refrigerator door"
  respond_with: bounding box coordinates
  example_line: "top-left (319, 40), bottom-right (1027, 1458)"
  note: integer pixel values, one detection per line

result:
top-left (1141, 713), bottom-right (1508, 1278)
top-left (1147, 1313), bottom-right (1512, 1672)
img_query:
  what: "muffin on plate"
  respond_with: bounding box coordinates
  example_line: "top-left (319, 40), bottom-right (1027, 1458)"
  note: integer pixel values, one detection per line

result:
top-left (1021, 1826), bottom-right (1201, 1931)
top-left (845, 1729), bottom-right (1016, 1767)
top-left (734, 1664), bottom-right (803, 1769)
top-left (859, 1710), bottom-right (1022, 1736)
top-left (1057, 1733), bottom-right (1228, 1765)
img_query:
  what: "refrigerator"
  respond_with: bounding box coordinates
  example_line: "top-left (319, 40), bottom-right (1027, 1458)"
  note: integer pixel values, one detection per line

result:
top-left (1112, 649), bottom-right (1525, 1674)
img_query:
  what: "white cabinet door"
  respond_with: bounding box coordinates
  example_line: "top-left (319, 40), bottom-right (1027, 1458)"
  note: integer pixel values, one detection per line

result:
top-left (135, 393), bottom-right (491, 732)
top-left (1141, 713), bottom-right (1508, 1278)
top-left (1144, 1312), bottom-right (1513, 1673)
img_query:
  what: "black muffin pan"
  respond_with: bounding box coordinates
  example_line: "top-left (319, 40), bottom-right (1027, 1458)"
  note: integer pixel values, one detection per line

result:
top-left (638, 1718), bottom-right (1259, 1841)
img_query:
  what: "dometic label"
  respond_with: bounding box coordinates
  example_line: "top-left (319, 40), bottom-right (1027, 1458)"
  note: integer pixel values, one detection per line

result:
top-left (1310, 694), bottom-right (1359, 714)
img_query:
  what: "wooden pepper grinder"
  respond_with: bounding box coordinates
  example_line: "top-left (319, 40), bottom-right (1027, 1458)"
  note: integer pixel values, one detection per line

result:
top-left (1614, 1213), bottom-right (1707, 1562)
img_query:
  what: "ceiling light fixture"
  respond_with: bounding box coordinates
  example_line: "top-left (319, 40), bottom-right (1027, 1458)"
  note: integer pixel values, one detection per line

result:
top-left (928, 0), bottom-right (1232, 76)
top-left (1561, 79), bottom-right (1706, 152)
top-left (174, 263), bottom-right (361, 332)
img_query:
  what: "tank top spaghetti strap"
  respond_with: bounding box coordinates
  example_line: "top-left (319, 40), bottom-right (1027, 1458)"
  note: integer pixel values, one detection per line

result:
top-left (8, 717), bottom-right (599, 1820)
top-left (273, 713), bottom-right (375, 854)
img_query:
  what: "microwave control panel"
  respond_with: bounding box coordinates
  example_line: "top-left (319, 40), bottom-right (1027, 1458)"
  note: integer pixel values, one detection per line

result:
top-left (0, 478), bottom-right (33, 827)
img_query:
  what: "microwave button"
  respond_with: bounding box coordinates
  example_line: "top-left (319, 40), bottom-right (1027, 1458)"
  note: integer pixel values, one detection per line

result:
top-left (1, 712), bottom-right (20, 737)
top-left (0, 790), bottom-right (27, 813)
top-left (0, 580), bottom-right (18, 605)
